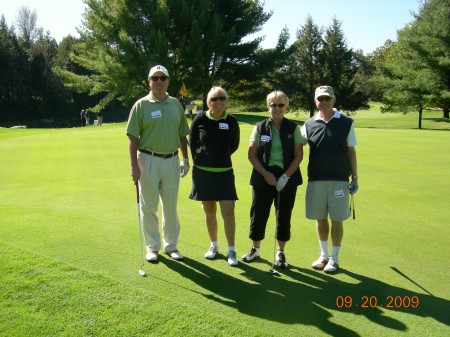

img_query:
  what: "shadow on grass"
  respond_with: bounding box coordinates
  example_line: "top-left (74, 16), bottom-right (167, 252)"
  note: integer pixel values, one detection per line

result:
top-left (159, 256), bottom-right (449, 337)
top-left (423, 117), bottom-right (450, 124)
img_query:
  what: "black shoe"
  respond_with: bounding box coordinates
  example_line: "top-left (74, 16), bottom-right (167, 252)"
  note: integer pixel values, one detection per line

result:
top-left (276, 251), bottom-right (288, 269)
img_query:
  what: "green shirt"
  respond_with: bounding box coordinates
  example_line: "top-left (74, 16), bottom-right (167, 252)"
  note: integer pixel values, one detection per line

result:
top-left (126, 92), bottom-right (189, 152)
top-left (250, 124), bottom-right (301, 168)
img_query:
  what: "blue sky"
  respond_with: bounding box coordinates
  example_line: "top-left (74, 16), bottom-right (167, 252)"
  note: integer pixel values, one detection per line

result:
top-left (1, 0), bottom-right (421, 54)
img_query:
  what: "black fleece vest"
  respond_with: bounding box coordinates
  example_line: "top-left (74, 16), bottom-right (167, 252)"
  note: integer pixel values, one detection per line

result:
top-left (250, 118), bottom-right (302, 188)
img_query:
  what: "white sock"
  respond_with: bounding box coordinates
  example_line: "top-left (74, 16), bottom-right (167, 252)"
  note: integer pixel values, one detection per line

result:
top-left (253, 246), bottom-right (260, 252)
top-left (211, 241), bottom-right (218, 248)
top-left (228, 246), bottom-right (235, 252)
top-left (319, 240), bottom-right (329, 257)
top-left (331, 246), bottom-right (340, 263)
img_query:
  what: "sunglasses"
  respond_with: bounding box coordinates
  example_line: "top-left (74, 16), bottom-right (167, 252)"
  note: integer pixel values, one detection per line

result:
top-left (317, 96), bottom-right (332, 102)
top-left (150, 76), bottom-right (168, 81)
top-left (211, 96), bottom-right (226, 102)
top-left (269, 103), bottom-right (285, 108)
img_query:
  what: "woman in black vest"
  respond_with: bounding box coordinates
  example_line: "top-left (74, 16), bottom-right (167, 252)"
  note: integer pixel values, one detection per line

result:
top-left (242, 91), bottom-right (303, 269)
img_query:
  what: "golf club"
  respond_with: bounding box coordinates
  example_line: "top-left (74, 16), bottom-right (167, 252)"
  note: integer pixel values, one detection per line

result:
top-left (349, 193), bottom-right (355, 219)
top-left (269, 190), bottom-right (281, 276)
top-left (136, 183), bottom-right (147, 277)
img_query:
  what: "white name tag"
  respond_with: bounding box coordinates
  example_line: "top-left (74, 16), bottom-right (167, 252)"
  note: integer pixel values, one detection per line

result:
top-left (151, 110), bottom-right (162, 118)
top-left (219, 123), bottom-right (229, 130)
top-left (335, 190), bottom-right (345, 198)
top-left (260, 135), bottom-right (271, 142)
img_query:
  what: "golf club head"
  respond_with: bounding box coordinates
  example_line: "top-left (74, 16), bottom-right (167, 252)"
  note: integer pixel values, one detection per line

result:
top-left (269, 268), bottom-right (281, 276)
top-left (138, 269), bottom-right (147, 277)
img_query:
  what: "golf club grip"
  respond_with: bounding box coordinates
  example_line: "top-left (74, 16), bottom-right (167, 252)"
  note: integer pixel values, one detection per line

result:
top-left (136, 184), bottom-right (139, 204)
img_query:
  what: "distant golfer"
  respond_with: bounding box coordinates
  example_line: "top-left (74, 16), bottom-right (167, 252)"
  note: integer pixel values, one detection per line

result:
top-left (80, 109), bottom-right (86, 127)
top-left (188, 86), bottom-right (240, 267)
top-left (242, 90), bottom-right (303, 269)
top-left (126, 65), bottom-right (190, 262)
top-left (301, 85), bottom-right (359, 273)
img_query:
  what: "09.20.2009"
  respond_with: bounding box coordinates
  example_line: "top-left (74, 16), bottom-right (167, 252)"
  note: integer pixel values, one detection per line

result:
top-left (336, 295), bottom-right (419, 309)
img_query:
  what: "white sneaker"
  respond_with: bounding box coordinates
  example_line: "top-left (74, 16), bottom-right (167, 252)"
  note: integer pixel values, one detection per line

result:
top-left (227, 251), bottom-right (238, 266)
top-left (312, 255), bottom-right (329, 270)
top-left (205, 246), bottom-right (219, 259)
top-left (145, 251), bottom-right (158, 262)
top-left (241, 247), bottom-right (260, 262)
top-left (166, 250), bottom-right (184, 260)
top-left (324, 258), bottom-right (339, 273)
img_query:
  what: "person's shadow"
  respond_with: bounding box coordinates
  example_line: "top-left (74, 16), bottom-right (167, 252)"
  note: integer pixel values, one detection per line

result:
top-left (157, 256), bottom-right (449, 336)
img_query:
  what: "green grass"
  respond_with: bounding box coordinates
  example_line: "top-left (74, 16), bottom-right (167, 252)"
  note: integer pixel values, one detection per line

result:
top-left (0, 111), bottom-right (449, 336)
top-left (233, 102), bottom-right (450, 130)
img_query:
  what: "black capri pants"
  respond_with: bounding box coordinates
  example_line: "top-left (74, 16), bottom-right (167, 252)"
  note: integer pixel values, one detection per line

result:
top-left (249, 185), bottom-right (297, 242)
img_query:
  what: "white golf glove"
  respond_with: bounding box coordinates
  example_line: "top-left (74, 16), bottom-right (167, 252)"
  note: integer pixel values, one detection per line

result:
top-left (180, 158), bottom-right (190, 178)
top-left (276, 173), bottom-right (290, 192)
top-left (348, 182), bottom-right (359, 194)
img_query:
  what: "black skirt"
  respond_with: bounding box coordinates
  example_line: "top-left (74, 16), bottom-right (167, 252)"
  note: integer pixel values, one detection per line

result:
top-left (189, 166), bottom-right (238, 201)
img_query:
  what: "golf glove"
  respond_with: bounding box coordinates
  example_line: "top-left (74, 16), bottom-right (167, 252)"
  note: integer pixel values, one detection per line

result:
top-left (276, 173), bottom-right (290, 192)
top-left (348, 182), bottom-right (359, 194)
top-left (180, 158), bottom-right (190, 178)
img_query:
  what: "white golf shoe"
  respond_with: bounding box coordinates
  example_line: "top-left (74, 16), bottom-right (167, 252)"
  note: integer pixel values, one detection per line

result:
top-left (166, 250), bottom-right (184, 260)
top-left (324, 258), bottom-right (339, 273)
top-left (241, 247), bottom-right (260, 262)
top-left (312, 255), bottom-right (329, 270)
top-left (205, 246), bottom-right (218, 259)
top-left (146, 251), bottom-right (158, 262)
top-left (227, 251), bottom-right (238, 266)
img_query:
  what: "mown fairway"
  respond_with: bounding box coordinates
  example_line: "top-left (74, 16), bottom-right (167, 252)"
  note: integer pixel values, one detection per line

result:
top-left (1, 109), bottom-right (449, 337)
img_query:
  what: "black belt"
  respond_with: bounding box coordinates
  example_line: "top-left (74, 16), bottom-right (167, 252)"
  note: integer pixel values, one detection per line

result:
top-left (139, 149), bottom-right (178, 158)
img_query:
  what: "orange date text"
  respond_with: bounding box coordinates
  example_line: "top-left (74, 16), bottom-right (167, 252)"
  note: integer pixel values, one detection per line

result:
top-left (335, 295), bottom-right (419, 309)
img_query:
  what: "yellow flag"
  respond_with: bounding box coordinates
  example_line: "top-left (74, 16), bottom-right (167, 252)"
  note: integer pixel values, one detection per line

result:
top-left (179, 83), bottom-right (188, 97)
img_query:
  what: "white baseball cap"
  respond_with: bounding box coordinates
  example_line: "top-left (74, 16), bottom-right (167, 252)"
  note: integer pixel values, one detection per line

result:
top-left (148, 65), bottom-right (169, 78)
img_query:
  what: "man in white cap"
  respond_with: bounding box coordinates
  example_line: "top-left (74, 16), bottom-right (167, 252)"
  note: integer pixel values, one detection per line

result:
top-left (301, 85), bottom-right (359, 273)
top-left (126, 65), bottom-right (190, 262)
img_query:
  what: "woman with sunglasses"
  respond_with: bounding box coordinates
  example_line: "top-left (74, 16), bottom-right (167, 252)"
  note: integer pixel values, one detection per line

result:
top-left (189, 86), bottom-right (240, 266)
top-left (242, 90), bottom-right (303, 269)
top-left (301, 85), bottom-right (358, 274)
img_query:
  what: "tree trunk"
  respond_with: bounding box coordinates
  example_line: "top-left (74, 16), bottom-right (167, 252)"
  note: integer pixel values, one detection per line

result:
top-left (418, 108), bottom-right (422, 129)
top-left (443, 107), bottom-right (449, 119)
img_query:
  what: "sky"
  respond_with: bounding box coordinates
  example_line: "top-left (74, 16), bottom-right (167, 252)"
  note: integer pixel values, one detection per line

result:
top-left (0, 0), bottom-right (422, 54)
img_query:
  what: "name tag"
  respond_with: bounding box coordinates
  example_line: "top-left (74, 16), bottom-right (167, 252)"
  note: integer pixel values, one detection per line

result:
top-left (335, 190), bottom-right (344, 198)
top-left (219, 123), bottom-right (229, 130)
top-left (151, 110), bottom-right (162, 119)
top-left (260, 135), bottom-right (271, 142)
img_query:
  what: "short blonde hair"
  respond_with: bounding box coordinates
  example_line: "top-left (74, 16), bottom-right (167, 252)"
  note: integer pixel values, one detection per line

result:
top-left (206, 86), bottom-right (228, 108)
top-left (266, 90), bottom-right (289, 107)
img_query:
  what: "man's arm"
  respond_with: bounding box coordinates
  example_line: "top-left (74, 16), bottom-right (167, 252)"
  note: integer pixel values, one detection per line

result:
top-left (128, 135), bottom-right (140, 185)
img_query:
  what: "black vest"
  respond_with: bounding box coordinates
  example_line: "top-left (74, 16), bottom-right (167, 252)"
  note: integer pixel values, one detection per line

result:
top-left (304, 114), bottom-right (353, 181)
top-left (250, 118), bottom-right (302, 188)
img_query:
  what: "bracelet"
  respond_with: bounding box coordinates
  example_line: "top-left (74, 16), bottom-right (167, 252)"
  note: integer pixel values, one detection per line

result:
top-left (352, 175), bottom-right (358, 180)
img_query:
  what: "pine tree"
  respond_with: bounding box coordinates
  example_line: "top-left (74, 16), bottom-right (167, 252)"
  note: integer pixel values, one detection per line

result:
top-left (58, 0), bottom-right (271, 111)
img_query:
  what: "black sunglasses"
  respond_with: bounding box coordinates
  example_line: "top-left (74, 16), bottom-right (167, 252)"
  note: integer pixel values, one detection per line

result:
top-left (150, 76), bottom-right (168, 81)
top-left (211, 96), bottom-right (226, 102)
top-left (269, 103), bottom-right (285, 108)
top-left (317, 96), bottom-right (332, 102)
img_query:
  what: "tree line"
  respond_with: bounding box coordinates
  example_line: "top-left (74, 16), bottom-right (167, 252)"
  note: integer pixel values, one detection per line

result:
top-left (0, 0), bottom-right (448, 129)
